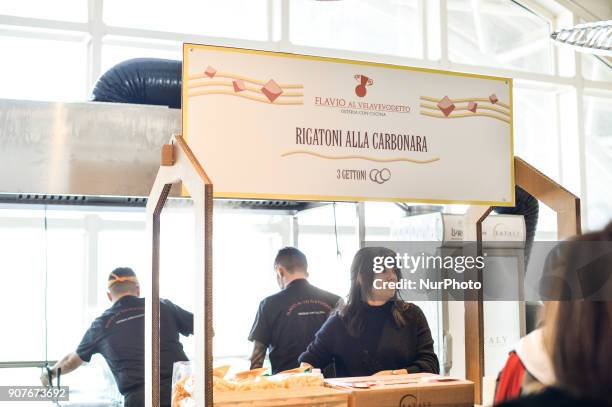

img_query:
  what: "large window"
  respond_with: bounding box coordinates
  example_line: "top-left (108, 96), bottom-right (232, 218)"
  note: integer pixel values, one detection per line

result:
top-left (0, 203), bottom-right (296, 385)
top-left (584, 92), bottom-right (612, 230)
top-left (447, 0), bottom-right (553, 73)
top-left (583, 55), bottom-right (612, 82)
top-left (0, 34), bottom-right (88, 101)
top-left (101, 37), bottom-right (182, 73)
top-left (103, 0), bottom-right (269, 40)
top-left (289, 0), bottom-right (422, 58)
top-left (0, 0), bottom-right (87, 22)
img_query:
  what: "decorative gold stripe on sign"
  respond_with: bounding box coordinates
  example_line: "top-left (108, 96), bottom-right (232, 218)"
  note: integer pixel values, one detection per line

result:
top-left (281, 150), bottom-right (440, 164)
top-left (187, 72), bottom-right (303, 89)
top-left (419, 96), bottom-right (510, 110)
top-left (420, 110), bottom-right (510, 124)
top-left (186, 81), bottom-right (304, 97)
top-left (187, 89), bottom-right (303, 104)
top-left (419, 102), bottom-right (510, 116)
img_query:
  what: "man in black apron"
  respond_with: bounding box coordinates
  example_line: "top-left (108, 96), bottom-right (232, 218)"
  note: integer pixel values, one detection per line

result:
top-left (41, 267), bottom-right (193, 407)
top-left (249, 247), bottom-right (342, 374)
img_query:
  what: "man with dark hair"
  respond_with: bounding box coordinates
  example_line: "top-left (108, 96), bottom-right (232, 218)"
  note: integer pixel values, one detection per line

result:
top-left (249, 247), bottom-right (342, 374)
top-left (41, 267), bottom-right (193, 407)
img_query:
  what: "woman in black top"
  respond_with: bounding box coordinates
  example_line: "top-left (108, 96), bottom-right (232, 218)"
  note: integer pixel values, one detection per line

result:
top-left (299, 247), bottom-right (439, 377)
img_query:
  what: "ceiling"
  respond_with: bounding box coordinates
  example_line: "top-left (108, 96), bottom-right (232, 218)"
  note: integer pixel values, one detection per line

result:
top-left (567, 0), bottom-right (612, 20)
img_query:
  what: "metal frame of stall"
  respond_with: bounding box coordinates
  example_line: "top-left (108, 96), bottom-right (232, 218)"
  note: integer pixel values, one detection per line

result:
top-left (462, 157), bottom-right (581, 403)
top-left (146, 137), bottom-right (581, 406)
top-left (145, 135), bottom-right (213, 407)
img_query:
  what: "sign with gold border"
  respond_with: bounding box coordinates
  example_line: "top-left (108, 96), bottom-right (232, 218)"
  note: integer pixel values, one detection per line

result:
top-left (183, 44), bottom-right (514, 206)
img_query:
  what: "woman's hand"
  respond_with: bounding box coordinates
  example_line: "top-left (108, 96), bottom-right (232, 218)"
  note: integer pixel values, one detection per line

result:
top-left (373, 369), bottom-right (408, 376)
top-left (300, 362), bottom-right (313, 369)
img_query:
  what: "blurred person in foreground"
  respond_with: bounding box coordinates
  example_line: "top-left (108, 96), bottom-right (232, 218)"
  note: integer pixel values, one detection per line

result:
top-left (497, 222), bottom-right (612, 407)
top-left (41, 267), bottom-right (193, 407)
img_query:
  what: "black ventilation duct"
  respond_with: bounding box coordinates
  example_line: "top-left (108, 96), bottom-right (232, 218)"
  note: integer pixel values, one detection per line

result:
top-left (91, 58), bottom-right (182, 108)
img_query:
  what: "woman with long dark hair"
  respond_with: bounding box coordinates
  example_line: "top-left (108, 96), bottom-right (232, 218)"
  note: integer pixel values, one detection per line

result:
top-left (496, 222), bottom-right (612, 407)
top-left (298, 247), bottom-right (439, 377)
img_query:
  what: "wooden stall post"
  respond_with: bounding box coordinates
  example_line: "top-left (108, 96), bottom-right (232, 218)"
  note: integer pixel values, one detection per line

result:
top-left (462, 205), bottom-right (492, 405)
top-left (146, 135), bottom-right (214, 407)
top-left (463, 156), bottom-right (581, 403)
top-left (514, 157), bottom-right (581, 238)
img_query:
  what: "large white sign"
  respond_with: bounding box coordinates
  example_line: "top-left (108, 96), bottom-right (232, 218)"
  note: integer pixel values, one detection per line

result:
top-left (183, 44), bottom-right (514, 205)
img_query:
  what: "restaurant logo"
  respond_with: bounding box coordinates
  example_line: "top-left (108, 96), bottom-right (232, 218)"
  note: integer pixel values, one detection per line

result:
top-left (354, 74), bottom-right (374, 97)
top-left (369, 168), bottom-right (391, 184)
top-left (313, 75), bottom-right (410, 116)
top-left (399, 394), bottom-right (418, 407)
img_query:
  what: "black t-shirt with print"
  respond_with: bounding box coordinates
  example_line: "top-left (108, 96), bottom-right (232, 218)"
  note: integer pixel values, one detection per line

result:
top-left (249, 279), bottom-right (340, 374)
top-left (76, 295), bottom-right (193, 395)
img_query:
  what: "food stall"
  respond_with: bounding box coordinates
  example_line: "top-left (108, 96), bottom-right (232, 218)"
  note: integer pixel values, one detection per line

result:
top-left (145, 44), bottom-right (580, 406)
